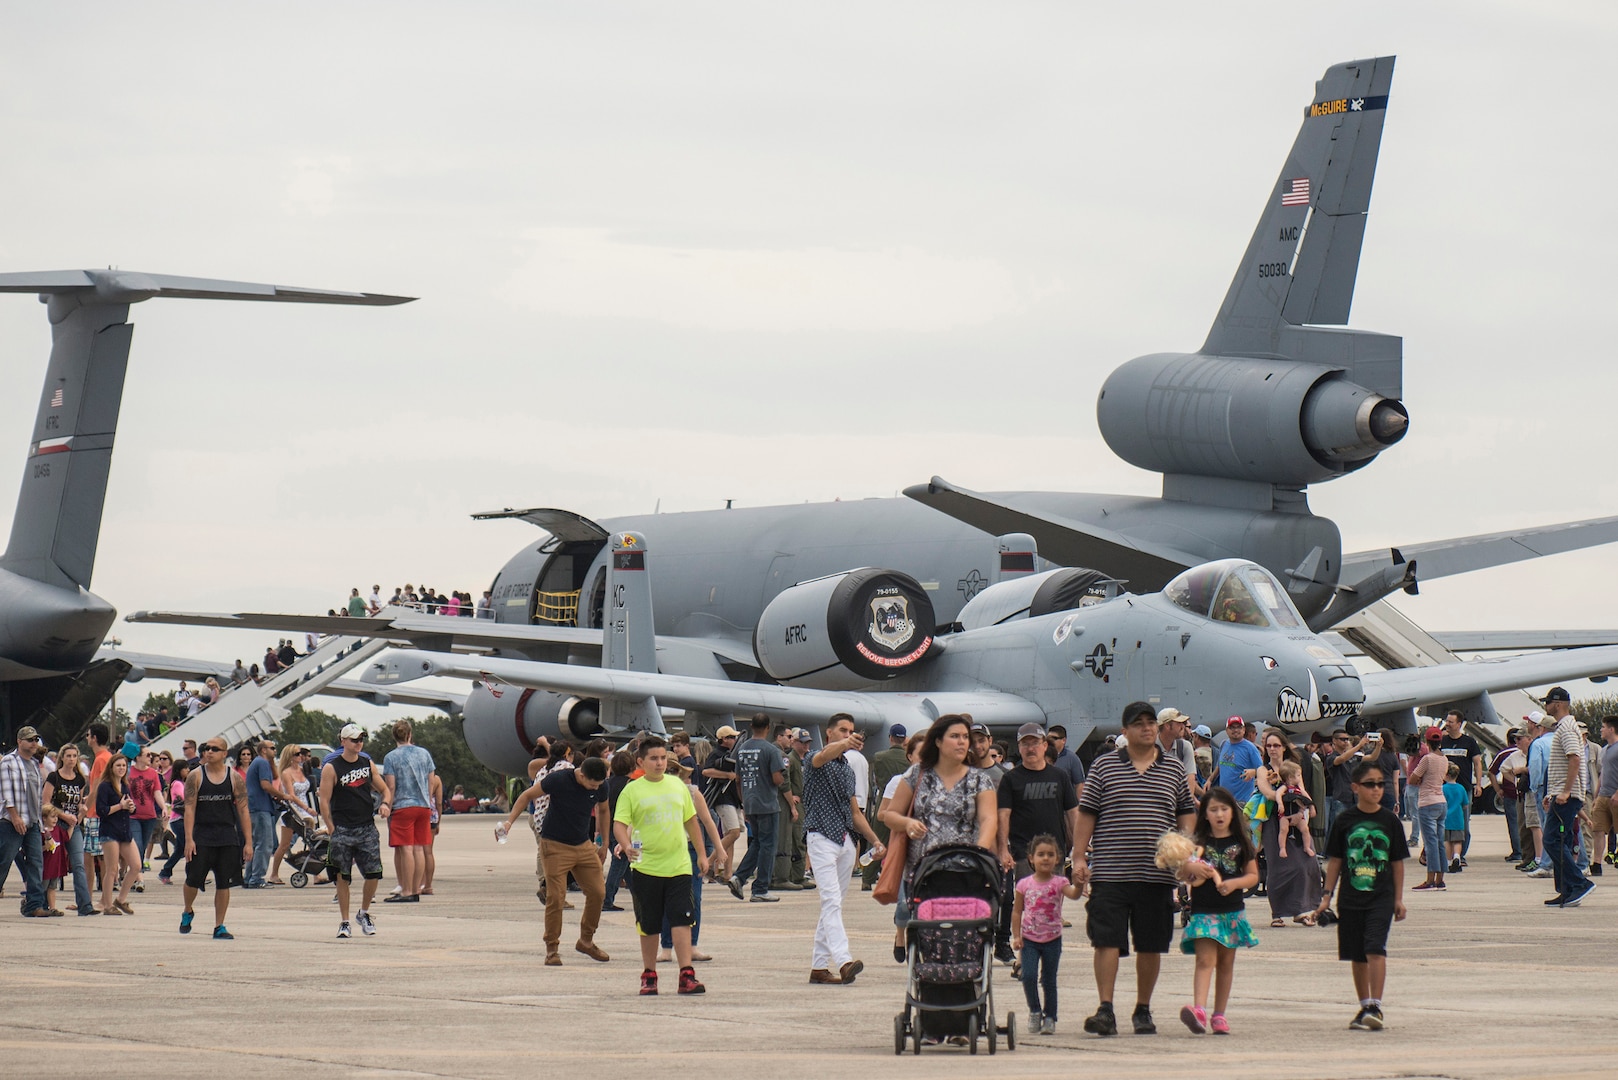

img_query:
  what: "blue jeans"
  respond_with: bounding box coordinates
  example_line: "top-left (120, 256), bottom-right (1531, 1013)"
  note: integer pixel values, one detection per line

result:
top-left (1020, 938), bottom-right (1062, 1020)
top-left (248, 811), bottom-right (276, 885)
top-left (732, 811), bottom-right (778, 897)
top-left (1460, 801), bottom-right (1474, 859)
top-left (1501, 797), bottom-right (1521, 859)
top-left (1323, 797), bottom-right (1349, 841)
top-left (603, 847), bottom-right (630, 906)
top-left (131, 817), bottom-right (161, 862)
top-left (0, 820), bottom-right (45, 914)
top-left (160, 819), bottom-right (188, 879)
top-left (1545, 798), bottom-right (1590, 899)
top-left (1417, 803), bottom-right (1446, 873)
top-left (65, 824), bottom-right (93, 914)
top-left (661, 846), bottom-right (703, 948)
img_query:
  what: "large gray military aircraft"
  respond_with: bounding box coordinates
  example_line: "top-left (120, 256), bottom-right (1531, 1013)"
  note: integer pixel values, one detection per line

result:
top-left (132, 56), bottom-right (1618, 772)
top-left (360, 531), bottom-right (1618, 753)
top-left (0, 270), bottom-right (411, 745)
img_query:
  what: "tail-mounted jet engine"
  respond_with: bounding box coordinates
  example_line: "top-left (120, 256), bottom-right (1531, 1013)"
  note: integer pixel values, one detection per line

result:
top-left (1097, 353), bottom-right (1408, 486)
top-left (753, 568), bottom-right (939, 690)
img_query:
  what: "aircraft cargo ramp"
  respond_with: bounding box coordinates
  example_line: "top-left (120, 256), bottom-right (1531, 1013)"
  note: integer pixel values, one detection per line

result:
top-left (148, 635), bottom-right (389, 755)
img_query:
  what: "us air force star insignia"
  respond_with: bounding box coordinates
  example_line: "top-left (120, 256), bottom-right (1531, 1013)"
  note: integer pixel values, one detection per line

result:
top-left (957, 569), bottom-right (987, 601)
top-left (1351, 98), bottom-right (1364, 111)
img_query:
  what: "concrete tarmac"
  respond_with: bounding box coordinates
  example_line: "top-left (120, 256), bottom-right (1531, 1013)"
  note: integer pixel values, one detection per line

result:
top-left (5, 816), bottom-right (1615, 1078)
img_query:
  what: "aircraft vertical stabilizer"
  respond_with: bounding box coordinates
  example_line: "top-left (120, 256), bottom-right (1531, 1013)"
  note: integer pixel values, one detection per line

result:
top-left (1203, 57), bottom-right (1395, 364)
top-left (0, 271), bottom-right (412, 591)
top-left (599, 530), bottom-right (664, 733)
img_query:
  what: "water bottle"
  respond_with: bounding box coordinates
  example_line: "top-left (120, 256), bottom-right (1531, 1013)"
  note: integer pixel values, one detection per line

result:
top-left (494, 823), bottom-right (509, 844)
top-left (857, 846), bottom-right (878, 868)
top-left (631, 828), bottom-right (644, 861)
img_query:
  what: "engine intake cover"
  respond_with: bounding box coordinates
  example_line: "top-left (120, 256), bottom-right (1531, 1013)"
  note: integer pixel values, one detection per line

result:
top-left (753, 568), bottom-right (938, 690)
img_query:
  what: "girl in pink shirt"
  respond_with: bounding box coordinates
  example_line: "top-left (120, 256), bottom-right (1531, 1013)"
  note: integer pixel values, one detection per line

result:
top-left (1012, 835), bottom-right (1080, 1036)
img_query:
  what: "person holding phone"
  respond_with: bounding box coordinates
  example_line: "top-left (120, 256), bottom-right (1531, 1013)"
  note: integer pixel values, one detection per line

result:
top-left (95, 755), bottom-right (139, 915)
top-left (803, 714), bottom-right (885, 985)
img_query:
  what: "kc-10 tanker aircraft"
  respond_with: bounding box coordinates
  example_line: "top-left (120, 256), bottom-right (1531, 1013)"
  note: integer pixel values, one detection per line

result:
top-left (131, 56), bottom-right (1618, 772)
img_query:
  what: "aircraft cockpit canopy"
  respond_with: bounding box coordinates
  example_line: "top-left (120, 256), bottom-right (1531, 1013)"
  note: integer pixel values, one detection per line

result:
top-left (1163, 560), bottom-right (1303, 629)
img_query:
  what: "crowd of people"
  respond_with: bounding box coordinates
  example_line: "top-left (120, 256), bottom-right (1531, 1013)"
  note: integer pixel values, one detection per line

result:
top-left (0, 719), bottom-right (445, 940)
top-left (5, 693), bottom-right (1613, 1039)
top-left (337, 585), bottom-right (493, 619)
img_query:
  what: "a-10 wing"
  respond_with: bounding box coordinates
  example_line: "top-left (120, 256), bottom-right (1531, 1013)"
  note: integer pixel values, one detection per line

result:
top-left (1359, 644), bottom-right (1618, 716)
top-left (364, 650), bottom-right (1045, 735)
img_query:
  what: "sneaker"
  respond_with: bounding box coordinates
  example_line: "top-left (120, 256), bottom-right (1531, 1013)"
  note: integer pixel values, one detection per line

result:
top-left (1563, 881), bottom-right (1597, 908)
top-left (994, 942), bottom-right (1016, 964)
top-left (601, 903), bottom-right (625, 912)
top-left (1459, 857), bottom-right (1467, 867)
top-left (1027, 1011), bottom-right (1044, 1035)
top-left (749, 893), bottom-right (779, 903)
top-left (1590, 863), bottom-right (1603, 877)
top-left (773, 881), bottom-right (803, 891)
top-left (337, 922), bottom-right (352, 938)
top-left (1349, 1007), bottom-right (1371, 1030)
top-left (179, 911), bottom-right (194, 934)
top-left (1131, 1005), bottom-right (1157, 1035)
top-left (725, 876), bottom-right (744, 900)
top-left (1504, 853), bottom-right (1521, 861)
top-left (1209, 1013), bottom-right (1230, 1035)
top-left (1362, 1005), bottom-right (1384, 1030)
top-left (1516, 861), bottom-right (1537, 872)
top-left (1449, 858), bottom-right (1462, 874)
top-left (1605, 852), bottom-right (1617, 867)
top-left (640, 969), bottom-right (658, 995)
top-left (356, 910), bottom-right (376, 936)
top-left (132, 883), bottom-right (144, 893)
top-left (677, 966), bottom-right (705, 994)
top-left (1179, 1004), bottom-right (1208, 1034)
top-left (1083, 1005), bottom-right (1117, 1037)
top-left (158, 874), bottom-right (172, 885)
top-left (1041, 1016), bottom-right (1056, 1035)
top-left (212, 925), bottom-right (233, 940)
top-left (1412, 882), bottom-right (1437, 891)
top-left (1544, 895), bottom-right (1567, 906)
top-left (390, 884), bottom-right (403, 895)
top-left (1528, 866), bottom-right (1554, 878)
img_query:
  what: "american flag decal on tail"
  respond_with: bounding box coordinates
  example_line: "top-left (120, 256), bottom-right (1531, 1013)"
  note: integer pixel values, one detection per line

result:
top-left (1280, 178), bottom-right (1310, 206)
top-left (49, 387), bottom-right (63, 407)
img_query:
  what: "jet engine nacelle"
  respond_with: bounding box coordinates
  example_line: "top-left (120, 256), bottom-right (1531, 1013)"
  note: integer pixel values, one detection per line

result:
top-left (461, 681), bottom-right (601, 777)
top-left (752, 567), bottom-right (939, 690)
top-left (1097, 352), bottom-right (1408, 486)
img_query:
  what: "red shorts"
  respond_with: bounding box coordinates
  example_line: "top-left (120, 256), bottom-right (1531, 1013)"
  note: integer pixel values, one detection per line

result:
top-left (388, 806), bottom-right (431, 847)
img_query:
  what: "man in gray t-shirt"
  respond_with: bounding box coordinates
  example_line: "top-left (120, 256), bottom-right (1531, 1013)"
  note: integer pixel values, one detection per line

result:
top-left (728, 714), bottom-right (786, 901)
top-left (1593, 717), bottom-right (1618, 872)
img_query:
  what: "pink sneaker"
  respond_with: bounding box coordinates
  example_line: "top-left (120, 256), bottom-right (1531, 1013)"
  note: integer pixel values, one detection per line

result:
top-left (1179, 1005), bottom-right (1208, 1034)
top-left (1210, 1014), bottom-right (1231, 1035)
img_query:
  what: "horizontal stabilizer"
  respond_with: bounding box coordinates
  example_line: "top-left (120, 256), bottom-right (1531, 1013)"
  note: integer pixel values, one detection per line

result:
top-left (0, 269), bottom-right (413, 305)
top-left (364, 649), bottom-right (1045, 736)
top-left (904, 477), bottom-right (1194, 589)
top-left (1359, 644), bottom-right (1618, 716)
top-left (1343, 513), bottom-right (1618, 584)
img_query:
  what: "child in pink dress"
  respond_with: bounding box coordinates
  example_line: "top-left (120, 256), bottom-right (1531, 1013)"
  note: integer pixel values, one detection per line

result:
top-left (41, 805), bottom-right (71, 915)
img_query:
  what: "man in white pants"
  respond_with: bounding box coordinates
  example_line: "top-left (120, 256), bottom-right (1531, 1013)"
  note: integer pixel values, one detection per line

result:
top-left (802, 713), bottom-right (886, 985)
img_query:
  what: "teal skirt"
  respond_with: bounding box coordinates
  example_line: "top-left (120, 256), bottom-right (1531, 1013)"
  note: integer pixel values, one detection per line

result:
top-left (1180, 911), bottom-right (1259, 953)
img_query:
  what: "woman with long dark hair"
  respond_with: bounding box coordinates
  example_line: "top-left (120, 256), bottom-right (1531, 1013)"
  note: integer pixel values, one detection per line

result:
top-left (95, 755), bottom-right (139, 915)
top-left (880, 714), bottom-right (998, 969)
top-left (1253, 730), bottom-right (1322, 927)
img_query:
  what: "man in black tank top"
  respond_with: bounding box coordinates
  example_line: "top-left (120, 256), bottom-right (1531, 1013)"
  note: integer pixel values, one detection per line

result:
top-left (320, 723), bottom-right (392, 939)
top-left (181, 739), bottom-right (253, 940)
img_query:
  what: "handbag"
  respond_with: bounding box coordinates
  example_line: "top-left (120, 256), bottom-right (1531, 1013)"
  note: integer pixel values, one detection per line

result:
top-left (872, 829), bottom-right (908, 906)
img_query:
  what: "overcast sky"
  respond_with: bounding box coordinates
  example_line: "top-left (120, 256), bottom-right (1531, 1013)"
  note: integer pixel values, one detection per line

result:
top-left (3, 2), bottom-right (1615, 722)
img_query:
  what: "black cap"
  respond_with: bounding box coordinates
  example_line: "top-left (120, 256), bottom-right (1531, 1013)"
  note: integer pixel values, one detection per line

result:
top-left (1541, 686), bottom-right (1572, 704)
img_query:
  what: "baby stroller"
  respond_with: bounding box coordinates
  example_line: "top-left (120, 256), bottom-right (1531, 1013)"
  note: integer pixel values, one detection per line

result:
top-left (893, 843), bottom-right (1017, 1055)
top-left (279, 809), bottom-right (330, 888)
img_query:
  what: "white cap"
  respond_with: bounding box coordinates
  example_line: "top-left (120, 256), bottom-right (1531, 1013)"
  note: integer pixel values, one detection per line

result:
top-left (340, 723), bottom-right (366, 741)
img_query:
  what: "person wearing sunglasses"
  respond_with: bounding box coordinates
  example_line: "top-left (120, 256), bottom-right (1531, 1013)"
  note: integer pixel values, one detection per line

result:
top-left (179, 741), bottom-right (254, 939)
top-left (1315, 760), bottom-right (1408, 1032)
top-left (0, 726), bottom-right (49, 916)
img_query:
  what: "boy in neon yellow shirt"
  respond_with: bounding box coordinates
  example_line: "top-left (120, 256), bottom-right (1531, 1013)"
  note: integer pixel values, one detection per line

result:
top-left (614, 736), bottom-right (710, 995)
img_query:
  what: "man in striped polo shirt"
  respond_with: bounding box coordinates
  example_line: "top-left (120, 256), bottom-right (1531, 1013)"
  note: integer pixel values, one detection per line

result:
top-left (1071, 702), bottom-right (1197, 1037)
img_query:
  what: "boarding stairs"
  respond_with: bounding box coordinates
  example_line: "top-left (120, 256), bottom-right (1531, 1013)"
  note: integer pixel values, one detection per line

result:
top-left (148, 635), bottom-right (391, 754)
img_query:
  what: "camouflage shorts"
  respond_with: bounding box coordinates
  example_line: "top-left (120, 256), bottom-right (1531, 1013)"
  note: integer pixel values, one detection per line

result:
top-left (327, 824), bottom-right (383, 880)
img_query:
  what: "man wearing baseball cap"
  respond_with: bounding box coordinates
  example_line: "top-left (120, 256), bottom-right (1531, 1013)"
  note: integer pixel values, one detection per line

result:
top-left (0, 726), bottom-right (47, 917)
top-left (1215, 716), bottom-right (1263, 806)
top-left (864, 725), bottom-right (912, 891)
top-left (701, 727), bottom-right (744, 874)
top-left (1155, 709), bottom-right (1200, 799)
top-left (995, 722), bottom-right (1080, 967)
top-left (1539, 688), bottom-right (1595, 907)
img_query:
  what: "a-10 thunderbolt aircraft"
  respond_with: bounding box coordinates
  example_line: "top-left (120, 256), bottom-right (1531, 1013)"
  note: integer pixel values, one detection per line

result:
top-left (133, 56), bottom-right (1618, 772)
top-left (0, 271), bottom-right (413, 744)
top-left (360, 531), bottom-right (1618, 751)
